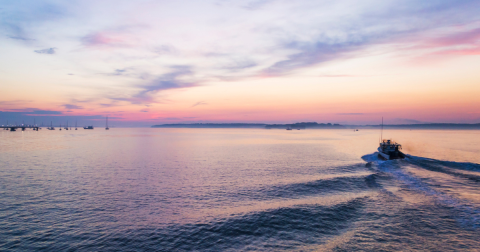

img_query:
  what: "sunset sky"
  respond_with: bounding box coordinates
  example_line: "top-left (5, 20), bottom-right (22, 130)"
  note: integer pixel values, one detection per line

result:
top-left (1, 0), bottom-right (480, 126)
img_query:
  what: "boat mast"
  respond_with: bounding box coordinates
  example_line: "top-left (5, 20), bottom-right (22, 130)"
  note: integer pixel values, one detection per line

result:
top-left (381, 117), bottom-right (383, 142)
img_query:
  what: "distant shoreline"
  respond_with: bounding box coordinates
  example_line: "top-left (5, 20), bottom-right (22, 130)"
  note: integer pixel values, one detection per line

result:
top-left (359, 123), bottom-right (480, 129)
top-left (151, 122), bottom-right (342, 129)
top-left (151, 122), bottom-right (480, 129)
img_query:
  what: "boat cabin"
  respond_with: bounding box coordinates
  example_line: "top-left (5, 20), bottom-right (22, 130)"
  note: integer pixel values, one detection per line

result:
top-left (379, 139), bottom-right (402, 153)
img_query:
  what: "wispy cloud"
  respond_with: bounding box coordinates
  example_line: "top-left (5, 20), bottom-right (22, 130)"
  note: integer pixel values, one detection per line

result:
top-left (258, 0), bottom-right (480, 75)
top-left (429, 28), bottom-right (480, 47)
top-left (337, 113), bottom-right (365, 115)
top-left (82, 32), bottom-right (125, 47)
top-left (101, 69), bottom-right (128, 76)
top-left (34, 47), bottom-right (56, 54)
top-left (81, 25), bottom-right (148, 48)
top-left (220, 59), bottom-right (257, 72)
top-left (3, 23), bottom-right (33, 42)
top-left (63, 104), bottom-right (83, 110)
top-left (99, 103), bottom-right (116, 107)
top-left (0, 100), bottom-right (34, 106)
top-left (319, 74), bottom-right (358, 78)
top-left (409, 27), bottom-right (480, 61)
top-left (114, 69), bottom-right (126, 75)
top-left (262, 27), bottom-right (400, 76)
top-left (9, 36), bottom-right (34, 41)
top-left (153, 45), bottom-right (178, 55)
top-left (1, 1), bottom-right (67, 42)
top-left (243, 0), bottom-right (274, 10)
top-left (27, 110), bottom-right (63, 115)
top-left (192, 101), bottom-right (208, 107)
top-left (114, 66), bottom-right (198, 105)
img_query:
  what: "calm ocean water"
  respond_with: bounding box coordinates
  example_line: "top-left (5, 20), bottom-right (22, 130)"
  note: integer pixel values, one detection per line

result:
top-left (1, 128), bottom-right (479, 251)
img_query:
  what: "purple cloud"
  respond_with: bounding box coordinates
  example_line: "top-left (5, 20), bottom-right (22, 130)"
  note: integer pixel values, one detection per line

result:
top-left (63, 104), bottom-right (83, 110)
top-left (113, 66), bottom-right (198, 105)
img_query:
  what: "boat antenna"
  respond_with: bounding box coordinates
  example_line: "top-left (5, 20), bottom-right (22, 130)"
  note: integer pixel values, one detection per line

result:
top-left (381, 116), bottom-right (383, 142)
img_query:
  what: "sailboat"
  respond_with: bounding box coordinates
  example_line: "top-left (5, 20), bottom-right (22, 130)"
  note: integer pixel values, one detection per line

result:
top-left (105, 116), bottom-right (109, 130)
top-left (75, 120), bottom-right (78, 130)
top-left (48, 121), bottom-right (55, 130)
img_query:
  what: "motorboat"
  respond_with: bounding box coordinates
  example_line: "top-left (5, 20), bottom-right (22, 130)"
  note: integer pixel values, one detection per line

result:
top-left (378, 139), bottom-right (405, 160)
top-left (376, 117), bottom-right (405, 160)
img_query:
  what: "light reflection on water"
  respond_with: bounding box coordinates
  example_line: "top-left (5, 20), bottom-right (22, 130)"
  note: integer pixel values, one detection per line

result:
top-left (0, 128), bottom-right (479, 251)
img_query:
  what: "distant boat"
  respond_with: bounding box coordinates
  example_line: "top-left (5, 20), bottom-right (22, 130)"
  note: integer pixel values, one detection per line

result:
top-left (286, 126), bottom-right (292, 130)
top-left (75, 121), bottom-right (77, 130)
top-left (105, 116), bottom-right (109, 130)
top-left (48, 121), bottom-right (55, 130)
top-left (84, 126), bottom-right (94, 130)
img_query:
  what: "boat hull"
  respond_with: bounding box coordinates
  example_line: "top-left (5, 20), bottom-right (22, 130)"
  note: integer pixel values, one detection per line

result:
top-left (377, 147), bottom-right (405, 160)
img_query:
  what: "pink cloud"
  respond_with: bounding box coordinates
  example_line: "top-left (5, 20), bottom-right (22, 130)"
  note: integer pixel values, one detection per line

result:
top-left (406, 27), bottom-right (480, 62)
top-left (427, 28), bottom-right (480, 47)
top-left (82, 32), bottom-right (133, 47)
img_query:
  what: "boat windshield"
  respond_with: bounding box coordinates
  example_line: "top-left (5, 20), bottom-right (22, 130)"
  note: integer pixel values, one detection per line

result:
top-left (380, 139), bottom-right (402, 149)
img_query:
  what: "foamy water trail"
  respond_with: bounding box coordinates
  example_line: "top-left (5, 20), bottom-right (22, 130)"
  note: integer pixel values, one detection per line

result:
top-left (362, 153), bottom-right (480, 230)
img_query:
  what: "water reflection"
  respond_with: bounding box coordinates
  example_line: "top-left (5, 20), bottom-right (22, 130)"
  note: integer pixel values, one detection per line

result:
top-left (0, 129), bottom-right (479, 250)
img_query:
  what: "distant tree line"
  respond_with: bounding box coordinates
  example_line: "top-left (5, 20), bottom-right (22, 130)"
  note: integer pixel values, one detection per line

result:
top-left (265, 122), bottom-right (342, 129)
